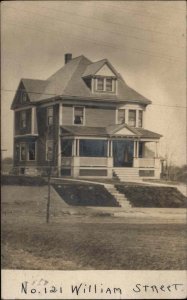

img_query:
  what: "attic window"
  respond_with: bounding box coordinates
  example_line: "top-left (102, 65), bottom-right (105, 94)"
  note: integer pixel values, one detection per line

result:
top-left (106, 78), bottom-right (112, 91)
top-left (97, 78), bottom-right (104, 91)
top-left (21, 92), bottom-right (27, 103)
top-left (95, 77), bottom-right (115, 93)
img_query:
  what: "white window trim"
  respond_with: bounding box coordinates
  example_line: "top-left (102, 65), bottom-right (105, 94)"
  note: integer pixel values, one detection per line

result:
top-left (73, 106), bottom-right (85, 126)
top-left (20, 110), bottom-right (27, 129)
top-left (19, 141), bottom-right (37, 161)
top-left (94, 77), bottom-right (116, 93)
top-left (19, 142), bottom-right (27, 161)
top-left (28, 141), bottom-right (37, 161)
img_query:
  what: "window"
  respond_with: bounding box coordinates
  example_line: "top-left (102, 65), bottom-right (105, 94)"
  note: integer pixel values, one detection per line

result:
top-left (95, 77), bottom-right (115, 93)
top-left (28, 142), bottom-right (36, 160)
top-left (128, 110), bottom-right (136, 127)
top-left (97, 78), bottom-right (104, 91)
top-left (22, 92), bottom-right (27, 103)
top-left (46, 140), bottom-right (54, 161)
top-left (20, 143), bottom-right (26, 161)
top-left (80, 140), bottom-right (107, 157)
top-left (20, 111), bottom-right (27, 128)
top-left (118, 109), bottom-right (125, 124)
top-left (15, 143), bottom-right (20, 160)
top-left (138, 110), bottom-right (143, 127)
top-left (74, 107), bottom-right (84, 125)
top-left (61, 139), bottom-right (73, 157)
top-left (106, 78), bottom-right (112, 91)
top-left (47, 107), bottom-right (53, 125)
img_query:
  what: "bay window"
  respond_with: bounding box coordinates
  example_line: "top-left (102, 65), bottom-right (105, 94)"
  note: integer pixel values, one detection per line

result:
top-left (47, 106), bottom-right (53, 125)
top-left (138, 110), bottom-right (143, 127)
top-left (20, 111), bottom-right (27, 128)
top-left (118, 109), bottom-right (125, 124)
top-left (128, 110), bottom-right (136, 127)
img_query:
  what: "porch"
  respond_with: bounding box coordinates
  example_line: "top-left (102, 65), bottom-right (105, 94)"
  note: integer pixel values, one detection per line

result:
top-left (59, 137), bottom-right (161, 179)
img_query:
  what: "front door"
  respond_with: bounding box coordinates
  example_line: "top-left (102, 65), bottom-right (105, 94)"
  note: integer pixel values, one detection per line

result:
top-left (113, 140), bottom-right (134, 167)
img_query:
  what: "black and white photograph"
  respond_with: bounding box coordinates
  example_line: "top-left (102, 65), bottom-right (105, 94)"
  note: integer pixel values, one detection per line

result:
top-left (1, 1), bottom-right (187, 299)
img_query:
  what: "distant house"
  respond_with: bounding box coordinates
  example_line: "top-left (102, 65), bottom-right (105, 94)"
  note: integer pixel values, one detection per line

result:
top-left (11, 53), bottom-right (162, 180)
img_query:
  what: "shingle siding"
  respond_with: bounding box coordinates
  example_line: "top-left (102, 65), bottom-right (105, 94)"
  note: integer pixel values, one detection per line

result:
top-left (62, 105), bottom-right (73, 125)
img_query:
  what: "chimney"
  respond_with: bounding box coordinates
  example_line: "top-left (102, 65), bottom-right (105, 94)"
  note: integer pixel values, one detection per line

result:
top-left (65, 53), bottom-right (72, 64)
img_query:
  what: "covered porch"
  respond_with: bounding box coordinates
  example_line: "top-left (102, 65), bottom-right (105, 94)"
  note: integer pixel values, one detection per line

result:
top-left (59, 133), bottom-right (161, 179)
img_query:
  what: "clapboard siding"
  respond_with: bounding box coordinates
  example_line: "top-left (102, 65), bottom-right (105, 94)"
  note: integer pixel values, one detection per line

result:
top-left (86, 107), bottom-right (115, 127)
top-left (62, 105), bottom-right (73, 125)
top-left (62, 105), bottom-right (115, 126)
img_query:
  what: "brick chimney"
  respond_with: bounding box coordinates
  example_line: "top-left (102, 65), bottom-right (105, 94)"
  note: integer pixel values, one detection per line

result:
top-left (65, 53), bottom-right (72, 64)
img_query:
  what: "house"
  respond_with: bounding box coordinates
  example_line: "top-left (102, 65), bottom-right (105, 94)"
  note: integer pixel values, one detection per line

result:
top-left (11, 53), bottom-right (162, 180)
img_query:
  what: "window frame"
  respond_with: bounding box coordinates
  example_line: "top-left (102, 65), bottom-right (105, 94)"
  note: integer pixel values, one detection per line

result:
top-left (118, 109), bottom-right (126, 124)
top-left (20, 142), bottom-right (27, 161)
top-left (22, 91), bottom-right (27, 103)
top-left (128, 109), bottom-right (136, 127)
top-left (20, 110), bottom-right (27, 129)
top-left (28, 142), bottom-right (36, 161)
top-left (95, 77), bottom-right (115, 93)
top-left (138, 110), bottom-right (143, 128)
top-left (73, 106), bottom-right (85, 126)
top-left (46, 140), bottom-right (54, 161)
top-left (47, 106), bottom-right (54, 126)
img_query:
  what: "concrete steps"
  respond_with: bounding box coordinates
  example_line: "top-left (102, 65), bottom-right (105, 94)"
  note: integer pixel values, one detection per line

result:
top-left (113, 168), bottom-right (142, 182)
top-left (105, 184), bottom-right (131, 209)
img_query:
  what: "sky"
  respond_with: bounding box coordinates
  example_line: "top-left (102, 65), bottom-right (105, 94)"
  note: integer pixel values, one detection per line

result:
top-left (1, 1), bottom-right (186, 166)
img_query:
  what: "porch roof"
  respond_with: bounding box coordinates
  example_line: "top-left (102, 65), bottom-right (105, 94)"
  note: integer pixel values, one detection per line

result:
top-left (60, 124), bottom-right (162, 139)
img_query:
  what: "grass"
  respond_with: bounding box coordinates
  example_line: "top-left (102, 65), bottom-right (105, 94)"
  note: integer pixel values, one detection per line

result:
top-left (1, 185), bottom-right (187, 270)
top-left (116, 185), bottom-right (187, 208)
top-left (53, 183), bottom-right (119, 207)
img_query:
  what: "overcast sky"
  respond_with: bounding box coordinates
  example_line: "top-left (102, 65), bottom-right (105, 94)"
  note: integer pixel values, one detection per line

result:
top-left (1, 1), bottom-right (186, 165)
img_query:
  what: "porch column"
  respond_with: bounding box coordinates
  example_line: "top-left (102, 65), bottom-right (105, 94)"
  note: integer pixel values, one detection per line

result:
top-left (58, 136), bottom-right (61, 176)
top-left (110, 140), bottom-right (113, 157)
top-left (107, 139), bottom-right (113, 178)
top-left (136, 141), bottom-right (139, 158)
top-left (107, 140), bottom-right (110, 157)
top-left (72, 138), bottom-right (80, 177)
top-left (76, 139), bottom-right (80, 156)
top-left (133, 141), bottom-right (136, 157)
top-left (155, 141), bottom-right (159, 158)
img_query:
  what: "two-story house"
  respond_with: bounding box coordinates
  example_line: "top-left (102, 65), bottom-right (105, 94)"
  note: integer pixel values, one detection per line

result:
top-left (11, 53), bottom-right (162, 180)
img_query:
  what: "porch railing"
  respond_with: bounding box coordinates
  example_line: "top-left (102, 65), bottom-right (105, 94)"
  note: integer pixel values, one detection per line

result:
top-left (80, 157), bottom-right (108, 167)
top-left (138, 158), bottom-right (155, 168)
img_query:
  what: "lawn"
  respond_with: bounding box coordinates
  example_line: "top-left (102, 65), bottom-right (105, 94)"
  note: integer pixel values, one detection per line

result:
top-left (1, 185), bottom-right (187, 270)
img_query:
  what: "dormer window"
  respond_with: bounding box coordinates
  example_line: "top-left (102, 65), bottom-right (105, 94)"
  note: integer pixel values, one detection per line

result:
top-left (106, 78), bottom-right (112, 91)
top-left (95, 77), bottom-right (116, 93)
top-left (97, 78), bottom-right (104, 91)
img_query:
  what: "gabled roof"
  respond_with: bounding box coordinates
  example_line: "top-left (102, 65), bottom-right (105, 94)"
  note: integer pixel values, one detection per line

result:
top-left (60, 124), bottom-right (162, 139)
top-left (22, 79), bottom-right (48, 102)
top-left (12, 54), bottom-right (152, 107)
top-left (82, 59), bottom-right (118, 77)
